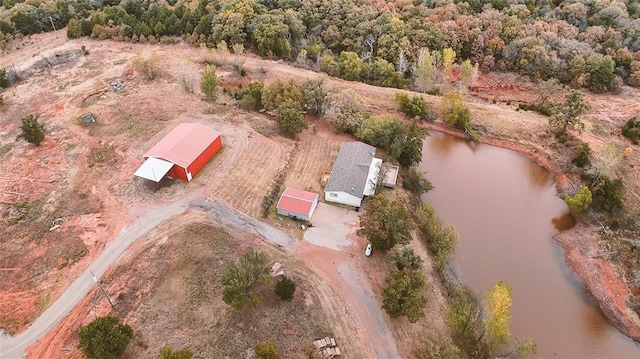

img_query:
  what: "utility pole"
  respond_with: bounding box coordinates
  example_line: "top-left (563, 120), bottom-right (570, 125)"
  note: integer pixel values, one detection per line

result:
top-left (48, 16), bottom-right (56, 31)
top-left (89, 270), bottom-right (114, 308)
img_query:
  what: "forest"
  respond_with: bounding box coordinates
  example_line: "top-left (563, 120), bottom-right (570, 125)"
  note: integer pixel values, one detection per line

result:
top-left (1, 0), bottom-right (640, 94)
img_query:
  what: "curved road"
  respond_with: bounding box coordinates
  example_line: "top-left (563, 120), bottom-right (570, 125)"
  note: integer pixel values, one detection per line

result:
top-left (0, 198), bottom-right (295, 359)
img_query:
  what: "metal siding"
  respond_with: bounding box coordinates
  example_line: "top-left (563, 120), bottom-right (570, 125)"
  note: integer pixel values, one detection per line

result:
top-left (324, 191), bottom-right (362, 207)
top-left (187, 135), bottom-right (222, 180)
top-left (276, 209), bottom-right (310, 221)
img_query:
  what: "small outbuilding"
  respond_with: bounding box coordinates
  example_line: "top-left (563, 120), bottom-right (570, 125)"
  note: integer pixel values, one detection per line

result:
top-left (134, 123), bottom-right (222, 182)
top-left (381, 163), bottom-right (399, 188)
top-left (276, 187), bottom-right (319, 221)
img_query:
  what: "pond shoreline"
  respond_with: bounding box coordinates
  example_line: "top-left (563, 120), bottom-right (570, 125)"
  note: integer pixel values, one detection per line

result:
top-left (424, 121), bottom-right (640, 345)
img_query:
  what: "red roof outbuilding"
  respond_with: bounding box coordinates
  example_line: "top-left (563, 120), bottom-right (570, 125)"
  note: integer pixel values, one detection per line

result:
top-left (134, 123), bottom-right (222, 182)
top-left (276, 188), bottom-right (319, 221)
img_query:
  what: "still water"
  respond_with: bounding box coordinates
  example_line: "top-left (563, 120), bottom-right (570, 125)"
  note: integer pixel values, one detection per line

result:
top-left (419, 132), bottom-right (640, 358)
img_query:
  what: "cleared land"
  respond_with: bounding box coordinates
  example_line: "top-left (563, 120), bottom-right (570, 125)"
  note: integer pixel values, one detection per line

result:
top-left (1, 29), bottom-right (640, 358)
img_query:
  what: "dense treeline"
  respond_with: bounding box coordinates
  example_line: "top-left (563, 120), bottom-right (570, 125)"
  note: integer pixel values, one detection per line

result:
top-left (1, 0), bottom-right (640, 92)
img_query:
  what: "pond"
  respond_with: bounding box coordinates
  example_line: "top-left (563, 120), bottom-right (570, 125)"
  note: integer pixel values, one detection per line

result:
top-left (419, 132), bottom-right (640, 358)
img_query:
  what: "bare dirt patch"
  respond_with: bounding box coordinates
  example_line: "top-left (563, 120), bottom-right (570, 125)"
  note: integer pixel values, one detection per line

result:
top-left (2, 30), bottom-right (640, 358)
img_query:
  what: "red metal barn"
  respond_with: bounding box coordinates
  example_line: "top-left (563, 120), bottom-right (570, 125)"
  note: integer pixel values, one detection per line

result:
top-left (134, 123), bottom-right (222, 182)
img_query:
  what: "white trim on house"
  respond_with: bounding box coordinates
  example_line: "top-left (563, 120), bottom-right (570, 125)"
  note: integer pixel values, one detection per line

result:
top-left (364, 158), bottom-right (382, 197)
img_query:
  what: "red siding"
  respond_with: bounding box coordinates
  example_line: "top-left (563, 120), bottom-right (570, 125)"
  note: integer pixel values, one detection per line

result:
top-left (186, 135), bottom-right (223, 181)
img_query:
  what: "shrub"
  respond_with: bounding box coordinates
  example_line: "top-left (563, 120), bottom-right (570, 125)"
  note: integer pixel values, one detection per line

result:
top-left (133, 49), bottom-right (159, 80)
top-left (67, 18), bottom-right (83, 39)
top-left (254, 342), bottom-right (282, 359)
top-left (160, 346), bottom-right (193, 359)
top-left (275, 99), bottom-right (307, 137)
top-left (77, 316), bottom-right (133, 359)
top-left (395, 93), bottom-right (431, 120)
top-left (621, 117), bottom-right (640, 144)
top-left (439, 92), bottom-right (476, 140)
top-left (564, 186), bottom-right (592, 215)
top-left (275, 276), bottom-right (296, 301)
top-left (392, 247), bottom-right (423, 271)
top-left (582, 173), bottom-right (623, 213)
top-left (572, 143), bottom-right (591, 167)
top-left (0, 68), bottom-right (9, 88)
top-left (200, 64), bottom-right (218, 101)
top-left (236, 81), bottom-right (264, 110)
top-left (517, 103), bottom-right (553, 116)
top-left (19, 114), bottom-right (45, 146)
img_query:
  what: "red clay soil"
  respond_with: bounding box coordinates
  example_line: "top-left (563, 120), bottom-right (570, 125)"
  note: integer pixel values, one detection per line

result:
top-left (424, 121), bottom-right (640, 343)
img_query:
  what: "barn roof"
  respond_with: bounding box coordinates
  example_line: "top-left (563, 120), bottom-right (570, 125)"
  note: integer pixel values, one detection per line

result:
top-left (277, 187), bottom-right (319, 217)
top-left (325, 142), bottom-right (378, 199)
top-left (144, 123), bottom-right (221, 168)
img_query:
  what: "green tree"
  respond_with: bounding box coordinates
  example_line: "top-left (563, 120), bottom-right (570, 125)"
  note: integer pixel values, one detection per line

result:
top-left (564, 186), bottom-right (592, 215)
top-left (221, 250), bottom-right (271, 309)
top-left (200, 64), bottom-right (218, 101)
top-left (549, 90), bottom-right (590, 136)
top-left (382, 268), bottom-right (428, 322)
top-left (254, 342), bottom-right (282, 359)
top-left (77, 316), bottom-right (133, 359)
top-left (252, 13), bottom-right (291, 58)
top-left (339, 51), bottom-right (366, 81)
top-left (19, 114), bottom-right (45, 146)
top-left (237, 81), bottom-right (264, 110)
top-left (439, 92), bottom-right (476, 140)
top-left (275, 275), bottom-right (296, 301)
top-left (67, 18), bottom-right (83, 39)
top-left (357, 195), bottom-right (414, 251)
top-left (416, 203), bottom-right (458, 268)
top-left (392, 247), bottom-right (423, 271)
top-left (586, 53), bottom-right (615, 94)
top-left (276, 99), bottom-right (307, 137)
top-left (301, 78), bottom-right (327, 115)
top-left (159, 346), bottom-right (193, 359)
top-left (621, 117), bottom-right (640, 144)
top-left (402, 168), bottom-right (434, 195)
top-left (394, 119), bottom-right (429, 168)
top-left (395, 93), bottom-right (430, 120)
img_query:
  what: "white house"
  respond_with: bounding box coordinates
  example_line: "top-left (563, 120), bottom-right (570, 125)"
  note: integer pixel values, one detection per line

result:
top-left (324, 142), bottom-right (382, 208)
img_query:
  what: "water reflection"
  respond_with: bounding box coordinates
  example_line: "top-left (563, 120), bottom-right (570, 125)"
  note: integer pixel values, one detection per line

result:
top-left (552, 212), bottom-right (577, 230)
top-left (419, 131), bottom-right (640, 358)
top-left (525, 159), bottom-right (551, 189)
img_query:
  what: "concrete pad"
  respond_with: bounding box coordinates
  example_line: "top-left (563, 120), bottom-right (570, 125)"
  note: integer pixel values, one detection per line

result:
top-left (304, 202), bottom-right (359, 251)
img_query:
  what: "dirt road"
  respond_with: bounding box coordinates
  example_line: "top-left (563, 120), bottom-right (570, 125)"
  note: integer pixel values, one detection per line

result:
top-left (301, 203), bottom-right (401, 358)
top-left (0, 196), bottom-right (298, 359)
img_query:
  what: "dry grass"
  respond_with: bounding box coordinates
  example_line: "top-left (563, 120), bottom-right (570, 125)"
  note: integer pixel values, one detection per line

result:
top-left (102, 213), bottom-right (332, 359)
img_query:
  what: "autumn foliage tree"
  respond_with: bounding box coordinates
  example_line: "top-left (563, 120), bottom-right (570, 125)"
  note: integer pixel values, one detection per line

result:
top-left (357, 195), bottom-right (414, 251)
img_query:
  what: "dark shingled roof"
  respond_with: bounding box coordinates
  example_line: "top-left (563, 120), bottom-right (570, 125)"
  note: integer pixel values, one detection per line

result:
top-left (325, 142), bottom-right (376, 198)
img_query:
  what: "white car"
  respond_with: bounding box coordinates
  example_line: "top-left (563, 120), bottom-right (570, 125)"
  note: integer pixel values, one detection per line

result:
top-left (365, 243), bottom-right (373, 256)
